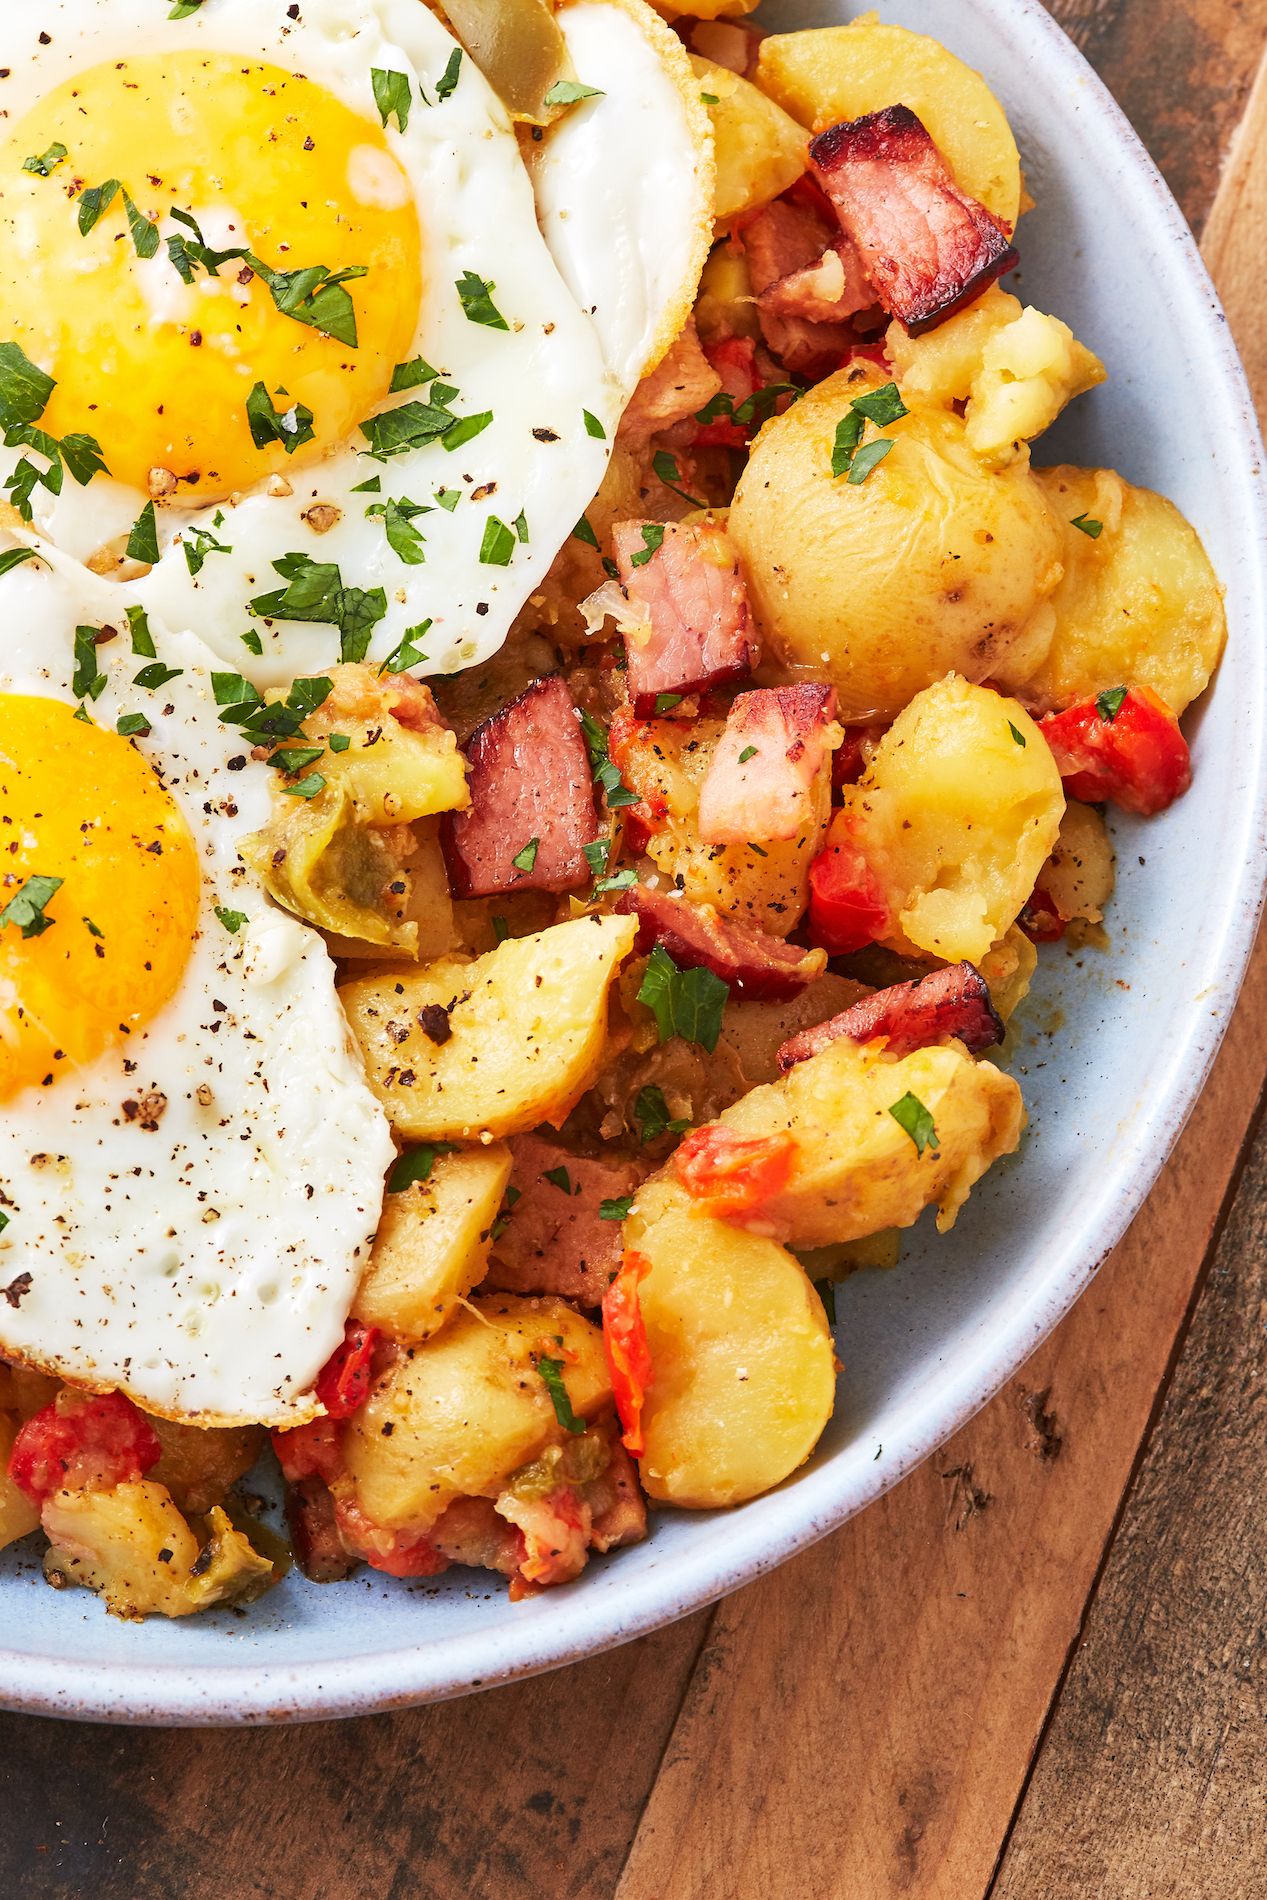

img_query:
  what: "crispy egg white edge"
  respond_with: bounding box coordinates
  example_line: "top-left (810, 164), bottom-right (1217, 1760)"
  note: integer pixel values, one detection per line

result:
top-left (0, 546), bottom-right (395, 1424)
top-left (0, 0), bottom-right (620, 687)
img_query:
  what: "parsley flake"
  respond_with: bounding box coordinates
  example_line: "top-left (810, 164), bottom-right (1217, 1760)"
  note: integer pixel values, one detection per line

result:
top-left (583, 409), bottom-right (606, 440)
top-left (634, 1083), bottom-right (690, 1145)
top-left (22, 144), bottom-right (67, 178)
top-left (246, 381), bottom-right (316, 456)
top-left (126, 604), bottom-right (156, 658)
top-left (593, 868), bottom-right (636, 895)
top-left (116, 712), bottom-right (152, 738)
top-left (0, 873), bottom-right (62, 939)
top-left (1008, 721), bottom-right (1027, 748)
top-left (182, 522), bottom-right (230, 577)
top-left (652, 449), bottom-right (705, 508)
top-left (126, 501), bottom-right (159, 566)
top-left (544, 80), bottom-right (605, 108)
top-left (480, 516), bottom-right (517, 566)
top-left (738, 744), bottom-right (757, 763)
top-left (379, 620), bottom-right (432, 674)
top-left (456, 271), bottom-right (509, 331)
top-left (0, 547), bottom-right (45, 580)
top-left (832, 382), bottom-right (907, 481)
top-left (366, 495), bottom-right (430, 565)
top-left (434, 49), bottom-right (463, 102)
top-left (134, 661), bottom-right (181, 689)
top-left (573, 515), bottom-right (599, 549)
top-left (250, 552), bottom-right (387, 663)
top-left (537, 1356), bottom-right (586, 1434)
top-left (1072, 513), bottom-right (1104, 539)
top-left (543, 1165), bottom-right (573, 1195)
top-left (329, 732), bottom-right (352, 754)
top-left (629, 523), bottom-right (665, 569)
top-left (1096, 685), bottom-right (1128, 724)
top-left (390, 356), bottom-right (439, 393)
top-left (214, 906), bottom-right (248, 934)
top-left (72, 625), bottom-right (106, 702)
top-left (240, 630), bottom-right (264, 657)
top-left (599, 1195), bottom-right (633, 1222)
top-left (388, 1142), bottom-right (458, 1192)
top-left (281, 772), bottom-right (326, 800)
top-left (371, 68), bottom-right (413, 134)
top-left (888, 1091), bottom-right (939, 1156)
top-left (638, 944), bottom-right (729, 1053)
top-left (511, 837), bottom-right (540, 873)
top-left (655, 693), bottom-right (683, 714)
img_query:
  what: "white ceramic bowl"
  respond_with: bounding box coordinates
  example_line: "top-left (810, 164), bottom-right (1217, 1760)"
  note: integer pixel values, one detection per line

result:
top-left (4, 0), bottom-right (1266, 1726)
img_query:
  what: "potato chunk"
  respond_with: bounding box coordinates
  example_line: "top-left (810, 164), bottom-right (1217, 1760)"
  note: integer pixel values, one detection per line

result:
top-left (340, 1295), bottom-right (612, 1533)
top-left (355, 1146), bottom-right (512, 1341)
top-left (1039, 802), bottom-right (1116, 933)
top-left (730, 367), bottom-right (1064, 721)
top-left (755, 16), bottom-right (1022, 226)
top-left (713, 1034), bottom-right (1024, 1246)
top-left (996, 467), bottom-right (1227, 716)
top-left (339, 914), bottom-right (637, 1140)
top-left (624, 1180), bottom-right (836, 1507)
top-left (41, 1482), bottom-right (275, 1619)
top-left (691, 55), bottom-right (806, 221)
top-left (840, 676), bottom-right (1065, 964)
top-left (0, 1414), bottom-right (40, 1551)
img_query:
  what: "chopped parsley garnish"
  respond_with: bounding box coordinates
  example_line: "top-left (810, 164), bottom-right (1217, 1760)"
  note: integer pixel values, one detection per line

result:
top-left (738, 745), bottom-right (757, 763)
top-left (240, 630), bottom-right (264, 657)
top-left (134, 661), bottom-right (182, 689)
top-left (537, 1356), bottom-right (586, 1434)
top-left (434, 486), bottom-right (461, 512)
top-left (1096, 685), bottom-right (1128, 723)
top-left (168, 0), bottom-right (205, 16)
top-left (748, 842), bottom-right (768, 857)
top-left (544, 80), bottom-right (605, 107)
top-left (441, 409), bottom-right (492, 453)
top-left (361, 396), bottom-right (458, 459)
top-left (492, 915), bottom-right (509, 945)
top-left (379, 620), bottom-right (432, 674)
top-left (366, 495), bottom-right (430, 565)
top-left (23, 144), bottom-right (67, 177)
top-left (181, 522), bottom-right (230, 577)
top-left (580, 709), bottom-right (639, 810)
top-left (372, 68), bottom-right (413, 134)
top-left (214, 907), bottom-right (248, 934)
top-left (480, 516), bottom-right (517, 566)
top-left (593, 868), bottom-right (636, 895)
top-left (599, 1195), bottom-right (633, 1222)
top-left (388, 1142), bottom-right (458, 1192)
top-left (514, 510), bottom-right (529, 544)
top-left (583, 409), bottom-right (606, 440)
top-left (573, 515), bottom-right (599, 549)
top-left (271, 745), bottom-right (325, 776)
top-left (637, 944), bottom-right (729, 1053)
top-left (628, 523), bottom-right (665, 569)
top-left (695, 381), bottom-right (799, 431)
top-left (1071, 513), bottom-right (1104, 539)
top-left (246, 381), bottom-right (316, 456)
top-left (1008, 721), bottom-right (1027, 748)
top-left (511, 837), bottom-right (540, 873)
top-left (72, 625), bottom-right (106, 702)
top-left (249, 256), bottom-right (367, 350)
top-left (655, 694), bottom-right (683, 714)
top-left (0, 340), bottom-right (107, 521)
top-left (456, 271), bottom-right (509, 331)
top-left (391, 357), bottom-right (440, 393)
top-left (250, 553), bottom-right (387, 663)
top-left (583, 839), bottom-right (611, 877)
top-left (700, 90), bottom-right (720, 105)
top-left (328, 732), bottom-right (352, 754)
top-left (634, 1084), bottom-right (691, 1146)
top-left (126, 604), bottom-right (156, 658)
top-left (888, 1091), bottom-right (940, 1156)
top-left (77, 181), bottom-right (159, 257)
top-left (213, 671), bottom-right (333, 741)
top-left (116, 712), bottom-right (151, 738)
top-left (83, 917), bottom-right (103, 939)
top-left (126, 501), bottom-right (159, 566)
top-left (832, 381), bottom-right (908, 481)
top-left (281, 772), bottom-right (326, 800)
top-left (543, 1165), bottom-right (573, 1195)
top-left (434, 49), bottom-right (463, 102)
top-left (164, 207), bottom-right (249, 284)
top-left (0, 873), bottom-right (62, 939)
top-left (652, 450), bottom-right (705, 508)
top-left (0, 547), bottom-right (44, 579)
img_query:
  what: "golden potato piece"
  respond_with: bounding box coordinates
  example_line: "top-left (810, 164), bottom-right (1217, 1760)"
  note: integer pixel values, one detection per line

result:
top-left (691, 55), bottom-right (807, 221)
top-left (625, 1180), bottom-right (836, 1507)
top-left (978, 924), bottom-right (1038, 1026)
top-left (655, 0), bottom-right (759, 19)
top-left (715, 1034), bottom-right (1024, 1248)
top-left (148, 1417), bottom-right (263, 1516)
top-left (755, 15), bottom-right (1022, 227)
top-left (730, 367), bottom-right (1064, 721)
top-left (0, 1414), bottom-right (39, 1551)
top-left (41, 1482), bottom-right (275, 1620)
top-left (840, 676), bottom-right (1065, 965)
top-left (1040, 801), bottom-right (1116, 932)
top-left (355, 1146), bottom-right (512, 1341)
top-left (341, 1295), bottom-right (612, 1533)
top-left (997, 467), bottom-right (1227, 717)
top-left (340, 914), bottom-right (637, 1141)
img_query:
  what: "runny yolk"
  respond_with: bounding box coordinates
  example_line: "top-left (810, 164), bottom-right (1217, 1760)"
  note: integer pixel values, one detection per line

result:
top-left (0, 696), bottom-right (201, 1101)
top-left (0, 54), bottom-right (423, 503)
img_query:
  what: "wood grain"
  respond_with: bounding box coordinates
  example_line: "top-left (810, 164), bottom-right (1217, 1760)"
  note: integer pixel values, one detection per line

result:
top-left (990, 1107), bottom-right (1267, 1899)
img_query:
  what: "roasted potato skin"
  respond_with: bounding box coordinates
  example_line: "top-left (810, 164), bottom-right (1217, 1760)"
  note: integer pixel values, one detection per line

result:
top-left (354, 1146), bottom-right (512, 1341)
top-left (754, 17), bottom-right (1022, 226)
top-left (623, 1180), bottom-right (836, 1508)
top-left (713, 1033), bottom-right (1024, 1246)
top-left (339, 915), bottom-right (637, 1141)
top-left (730, 367), bottom-right (1065, 722)
top-left (339, 1295), bottom-right (612, 1534)
top-left (839, 675), bottom-right (1066, 964)
top-left (690, 54), bottom-right (806, 222)
top-left (996, 467), bottom-right (1227, 717)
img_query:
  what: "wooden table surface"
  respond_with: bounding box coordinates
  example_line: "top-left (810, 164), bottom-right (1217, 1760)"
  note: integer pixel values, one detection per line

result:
top-left (3, 6), bottom-right (1267, 1896)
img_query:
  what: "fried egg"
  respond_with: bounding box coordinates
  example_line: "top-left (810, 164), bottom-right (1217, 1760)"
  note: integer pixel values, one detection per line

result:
top-left (0, 546), bottom-right (394, 1423)
top-left (0, 0), bottom-right (636, 685)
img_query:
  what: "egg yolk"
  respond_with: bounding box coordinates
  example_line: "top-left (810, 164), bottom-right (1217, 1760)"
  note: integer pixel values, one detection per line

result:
top-left (0, 696), bottom-right (201, 1102)
top-left (0, 55), bottom-right (423, 503)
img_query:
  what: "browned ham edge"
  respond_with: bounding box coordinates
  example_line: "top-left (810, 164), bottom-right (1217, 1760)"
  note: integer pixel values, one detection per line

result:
top-left (485, 1133), bottom-right (649, 1305)
top-left (442, 675), bottom-right (602, 897)
top-left (739, 195), bottom-right (862, 373)
top-left (612, 518), bottom-right (758, 717)
top-left (810, 106), bottom-right (1018, 335)
top-left (776, 961), bottom-right (1004, 1070)
top-left (697, 683), bottom-right (839, 845)
top-left (617, 884), bottom-right (828, 1001)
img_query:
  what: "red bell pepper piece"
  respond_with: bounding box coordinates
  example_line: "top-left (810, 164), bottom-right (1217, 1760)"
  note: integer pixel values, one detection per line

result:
top-left (808, 812), bottom-right (891, 953)
top-left (1039, 686), bottom-right (1191, 817)
top-left (271, 1415), bottom-right (342, 1486)
top-left (602, 1253), bottom-right (654, 1459)
top-left (674, 1126), bottom-right (797, 1218)
top-left (9, 1389), bottom-right (161, 1506)
top-left (315, 1319), bottom-right (380, 1420)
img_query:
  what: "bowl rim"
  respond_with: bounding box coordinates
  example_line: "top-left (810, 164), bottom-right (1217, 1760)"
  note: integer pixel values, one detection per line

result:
top-left (5, 0), bottom-right (1267, 1726)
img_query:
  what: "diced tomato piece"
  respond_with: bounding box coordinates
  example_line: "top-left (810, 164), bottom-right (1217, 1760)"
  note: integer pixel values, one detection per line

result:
top-left (8, 1389), bottom-right (161, 1507)
top-left (271, 1415), bottom-right (342, 1486)
top-left (808, 813), bottom-right (891, 953)
top-left (315, 1320), bottom-right (380, 1420)
top-left (674, 1126), bottom-right (797, 1218)
top-left (1039, 686), bottom-right (1192, 817)
top-left (334, 1494), bottom-right (450, 1579)
top-left (602, 1253), bottom-right (654, 1459)
top-left (1019, 883), bottom-right (1067, 944)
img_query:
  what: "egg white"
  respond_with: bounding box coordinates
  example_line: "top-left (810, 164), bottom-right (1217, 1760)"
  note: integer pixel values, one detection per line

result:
top-left (0, 547), bottom-right (394, 1424)
top-left (0, 0), bottom-right (620, 686)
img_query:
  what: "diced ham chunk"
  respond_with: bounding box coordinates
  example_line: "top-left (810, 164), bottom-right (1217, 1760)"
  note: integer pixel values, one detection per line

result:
top-left (620, 318), bottom-right (722, 441)
top-left (443, 676), bottom-right (601, 897)
top-left (697, 685), bottom-right (840, 845)
top-left (616, 885), bottom-right (827, 1000)
top-left (613, 519), bottom-right (757, 716)
top-left (810, 106), bottom-right (1018, 335)
top-left (777, 961), bottom-right (1004, 1071)
top-left (285, 1477), bottom-right (357, 1583)
top-left (485, 1132), bottom-right (648, 1305)
top-left (740, 194), bottom-right (863, 373)
top-left (588, 1441), bottom-right (648, 1552)
top-left (761, 238), bottom-right (876, 325)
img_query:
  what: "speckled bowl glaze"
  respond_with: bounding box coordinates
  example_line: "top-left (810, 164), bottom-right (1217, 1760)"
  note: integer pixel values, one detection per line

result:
top-left (4, 0), bottom-right (1266, 1727)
